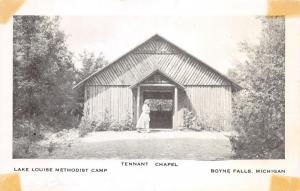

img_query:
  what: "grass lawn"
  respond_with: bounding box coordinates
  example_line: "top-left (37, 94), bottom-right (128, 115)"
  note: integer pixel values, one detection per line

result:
top-left (37, 131), bottom-right (233, 160)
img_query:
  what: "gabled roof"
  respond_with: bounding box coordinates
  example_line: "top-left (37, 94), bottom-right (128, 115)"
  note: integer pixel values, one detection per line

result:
top-left (73, 34), bottom-right (242, 91)
top-left (73, 34), bottom-right (163, 90)
top-left (129, 68), bottom-right (185, 90)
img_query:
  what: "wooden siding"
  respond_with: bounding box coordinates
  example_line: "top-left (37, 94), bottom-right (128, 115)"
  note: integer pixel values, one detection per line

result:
top-left (84, 86), bottom-right (133, 121)
top-left (133, 36), bottom-right (178, 54)
top-left (80, 35), bottom-right (237, 131)
top-left (85, 36), bottom-right (232, 86)
top-left (176, 86), bottom-right (232, 131)
top-left (84, 85), bottom-right (232, 131)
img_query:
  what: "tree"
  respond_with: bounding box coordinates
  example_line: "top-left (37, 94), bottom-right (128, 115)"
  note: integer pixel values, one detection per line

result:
top-left (71, 51), bottom-right (108, 117)
top-left (13, 16), bottom-right (78, 131)
top-left (228, 17), bottom-right (285, 159)
top-left (78, 50), bottom-right (108, 79)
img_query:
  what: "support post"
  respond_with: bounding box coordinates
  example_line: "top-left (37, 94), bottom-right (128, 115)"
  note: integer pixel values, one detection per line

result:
top-left (137, 86), bottom-right (140, 121)
top-left (173, 87), bottom-right (178, 129)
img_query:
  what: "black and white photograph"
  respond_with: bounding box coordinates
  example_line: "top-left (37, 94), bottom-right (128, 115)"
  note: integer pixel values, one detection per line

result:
top-left (12, 16), bottom-right (285, 160)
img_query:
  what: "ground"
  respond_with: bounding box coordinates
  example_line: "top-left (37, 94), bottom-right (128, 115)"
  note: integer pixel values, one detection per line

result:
top-left (36, 130), bottom-right (233, 160)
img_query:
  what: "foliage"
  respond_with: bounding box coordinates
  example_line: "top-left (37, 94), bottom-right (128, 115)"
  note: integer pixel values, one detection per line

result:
top-left (78, 111), bottom-right (136, 136)
top-left (13, 16), bottom-right (110, 157)
top-left (47, 141), bottom-right (56, 154)
top-left (73, 50), bottom-right (109, 121)
top-left (183, 109), bottom-right (230, 131)
top-left (110, 113), bottom-right (136, 131)
top-left (121, 113), bottom-right (136, 131)
top-left (110, 121), bottom-right (123, 131)
top-left (147, 99), bottom-right (173, 111)
top-left (13, 119), bottom-right (45, 158)
top-left (13, 16), bottom-right (80, 131)
top-left (78, 117), bottom-right (94, 137)
top-left (78, 50), bottom-right (108, 79)
top-left (13, 137), bottom-right (38, 158)
top-left (94, 109), bottom-right (113, 131)
top-left (78, 110), bottom-right (112, 137)
top-left (183, 109), bottom-right (197, 129)
top-left (13, 119), bottom-right (44, 141)
top-left (228, 17), bottom-right (285, 159)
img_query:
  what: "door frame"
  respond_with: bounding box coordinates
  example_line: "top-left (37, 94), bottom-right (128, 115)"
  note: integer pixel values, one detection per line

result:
top-left (135, 85), bottom-right (178, 129)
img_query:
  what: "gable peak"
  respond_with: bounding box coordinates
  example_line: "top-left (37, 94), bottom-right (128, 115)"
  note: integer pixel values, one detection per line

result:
top-left (133, 34), bottom-right (178, 54)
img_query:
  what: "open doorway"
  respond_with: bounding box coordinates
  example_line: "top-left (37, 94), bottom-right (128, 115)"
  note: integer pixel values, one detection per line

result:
top-left (143, 91), bottom-right (173, 129)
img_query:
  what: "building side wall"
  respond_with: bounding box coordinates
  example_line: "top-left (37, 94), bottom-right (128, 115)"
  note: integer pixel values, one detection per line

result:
top-left (177, 86), bottom-right (232, 131)
top-left (83, 85), bottom-right (232, 131)
top-left (84, 85), bottom-right (133, 122)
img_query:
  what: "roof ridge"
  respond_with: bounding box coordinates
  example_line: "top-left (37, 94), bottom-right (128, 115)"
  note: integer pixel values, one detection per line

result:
top-left (73, 34), bottom-right (241, 91)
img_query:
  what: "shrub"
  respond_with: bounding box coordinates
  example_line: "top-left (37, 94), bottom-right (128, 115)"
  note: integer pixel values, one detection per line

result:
top-left (78, 110), bottom-right (113, 136)
top-left (120, 113), bottom-right (136, 131)
top-left (78, 117), bottom-right (93, 137)
top-left (110, 113), bottom-right (136, 131)
top-left (110, 121), bottom-right (122, 131)
top-left (78, 111), bottom-right (135, 135)
top-left (182, 109), bottom-right (230, 131)
top-left (13, 119), bottom-right (44, 158)
top-left (227, 18), bottom-right (285, 159)
top-left (13, 119), bottom-right (44, 141)
top-left (94, 109), bottom-right (113, 131)
top-left (202, 113), bottom-right (231, 131)
top-left (13, 137), bottom-right (38, 158)
top-left (230, 90), bottom-right (285, 159)
top-left (94, 120), bottom-right (111, 131)
top-left (47, 141), bottom-right (56, 154)
top-left (183, 109), bottom-right (196, 129)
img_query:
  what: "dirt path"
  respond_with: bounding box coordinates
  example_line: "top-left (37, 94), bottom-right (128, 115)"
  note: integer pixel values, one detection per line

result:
top-left (38, 131), bottom-right (233, 160)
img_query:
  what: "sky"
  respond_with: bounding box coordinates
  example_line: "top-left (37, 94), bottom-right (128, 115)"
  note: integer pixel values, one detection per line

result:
top-left (59, 16), bottom-right (262, 75)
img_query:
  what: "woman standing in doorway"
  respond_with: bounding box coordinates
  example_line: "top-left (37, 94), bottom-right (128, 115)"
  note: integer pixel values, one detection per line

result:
top-left (136, 100), bottom-right (151, 133)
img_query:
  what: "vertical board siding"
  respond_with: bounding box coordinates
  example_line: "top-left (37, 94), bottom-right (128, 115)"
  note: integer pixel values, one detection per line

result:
top-left (84, 85), bottom-right (233, 131)
top-left (83, 86), bottom-right (133, 121)
top-left (79, 36), bottom-right (238, 131)
top-left (177, 86), bottom-right (232, 131)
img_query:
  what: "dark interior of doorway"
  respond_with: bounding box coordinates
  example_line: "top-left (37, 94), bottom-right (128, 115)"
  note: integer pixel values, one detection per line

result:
top-left (143, 91), bottom-right (173, 129)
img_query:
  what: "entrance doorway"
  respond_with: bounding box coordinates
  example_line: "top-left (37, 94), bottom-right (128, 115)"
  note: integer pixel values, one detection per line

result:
top-left (143, 91), bottom-right (173, 129)
top-left (132, 70), bottom-right (181, 130)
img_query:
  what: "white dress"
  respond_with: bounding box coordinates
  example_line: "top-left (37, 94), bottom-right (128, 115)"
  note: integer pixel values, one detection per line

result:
top-left (136, 104), bottom-right (150, 130)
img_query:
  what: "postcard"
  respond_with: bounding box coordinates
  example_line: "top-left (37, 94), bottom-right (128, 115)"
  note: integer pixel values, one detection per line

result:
top-left (0, 0), bottom-right (299, 190)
